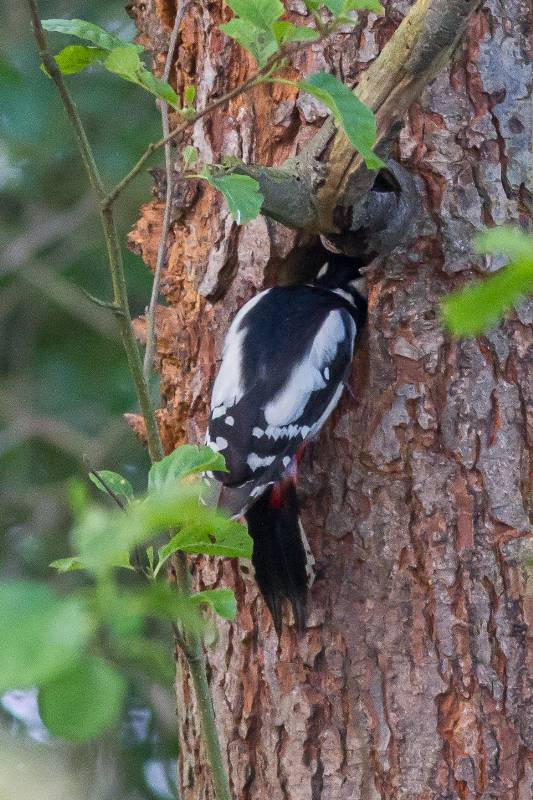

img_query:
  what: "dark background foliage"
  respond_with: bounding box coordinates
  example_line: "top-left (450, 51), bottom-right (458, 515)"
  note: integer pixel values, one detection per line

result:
top-left (0, 2), bottom-right (177, 797)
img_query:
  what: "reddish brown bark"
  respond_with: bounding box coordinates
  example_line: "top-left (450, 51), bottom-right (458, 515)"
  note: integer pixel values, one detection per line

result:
top-left (129, 1), bottom-right (532, 798)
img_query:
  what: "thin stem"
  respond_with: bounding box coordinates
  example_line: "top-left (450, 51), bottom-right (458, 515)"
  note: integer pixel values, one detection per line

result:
top-left (187, 637), bottom-right (232, 800)
top-left (104, 66), bottom-right (271, 206)
top-left (100, 203), bottom-right (164, 461)
top-left (26, 0), bottom-right (164, 464)
top-left (144, 2), bottom-right (187, 380)
top-left (27, 4), bottom-right (231, 797)
top-left (172, 556), bottom-right (232, 800)
top-left (88, 469), bottom-right (126, 510)
top-left (27, 6), bottom-right (104, 198)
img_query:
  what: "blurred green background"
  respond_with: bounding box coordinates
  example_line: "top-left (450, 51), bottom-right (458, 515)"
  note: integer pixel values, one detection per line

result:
top-left (0, 2), bottom-right (177, 797)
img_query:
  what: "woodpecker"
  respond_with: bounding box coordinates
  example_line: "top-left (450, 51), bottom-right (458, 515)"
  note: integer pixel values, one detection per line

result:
top-left (206, 255), bottom-right (367, 633)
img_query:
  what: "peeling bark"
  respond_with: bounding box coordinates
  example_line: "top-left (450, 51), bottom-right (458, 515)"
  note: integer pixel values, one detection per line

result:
top-left (129, 1), bottom-right (532, 798)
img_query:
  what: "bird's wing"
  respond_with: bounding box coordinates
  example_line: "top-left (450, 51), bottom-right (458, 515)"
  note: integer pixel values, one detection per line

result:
top-left (207, 288), bottom-right (357, 511)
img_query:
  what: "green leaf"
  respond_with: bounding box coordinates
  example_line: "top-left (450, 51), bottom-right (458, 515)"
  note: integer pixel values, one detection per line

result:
top-left (474, 226), bottom-right (533, 261)
top-left (136, 65), bottom-right (180, 108)
top-left (51, 550), bottom-right (133, 574)
top-left (219, 19), bottom-right (279, 67)
top-left (182, 145), bottom-right (198, 168)
top-left (225, 0), bottom-right (284, 30)
top-left (112, 551), bottom-right (135, 570)
top-left (324, 0), bottom-right (384, 13)
top-left (221, 0), bottom-right (284, 65)
top-left (298, 72), bottom-right (384, 170)
top-left (272, 21), bottom-right (320, 45)
top-left (110, 635), bottom-right (175, 682)
top-left (0, 581), bottom-right (95, 692)
top-left (146, 545), bottom-right (155, 573)
top-left (155, 508), bottom-right (252, 570)
top-left (50, 556), bottom-right (85, 573)
top-left (45, 45), bottom-right (107, 75)
top-left (39, 656), bottom-right (126, 742)
top-left (184, 84), bottom-right (196, 106)
top-left (346, 1), bottom-right (384, 13)
top-left (441, 258), bottom-right (533, 336)
top-left (202, 170), bottom-right (264, 224)
top-left (103, 46), bottom-right (178, 108)
top-left (42, 19), bottom-right (131, 52)
top-left (97, 587), bottom-right (144, 639)
top-left (67, 478), bottom-right (89, 518)
top-left (193, 588), bottom-right (237, 621)
top-left (104, 584), bottom-right (203, 633)
top-left (136, 486), bottom-right (204, 533)
top-left (139, 583), bottom-right (203, 628)
top-left (102, 45), bottom-right (149, 85)
top-left (89, 469), bottom-right (134, 505)
top-left (72, 507), bottom-right (143, 576)
top-left (324, 0), bottom-right (345, 13)
top-left (148, 445), bottom-right (227, 495)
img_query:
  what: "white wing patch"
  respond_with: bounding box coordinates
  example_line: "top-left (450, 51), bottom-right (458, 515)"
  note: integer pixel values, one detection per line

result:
top-left (210, 325), bottom-right (247, 410)
top-left (211, 290), bottom-right (271, 412)
top-left (264, 424), bottom-right (310, 441)
top-left (249, 481), bottom-right (274, 500)
top-left (264, 310), bottom-right (354, 426)
top-left (247, 453), bottom-right (276, 472)
top-left (251, 424), bottom-right (311, 441)
top-left (211, 405), bottom-right (226, 420)
top-left (309, 381), bottom-right (344, 438)
top-left (206, 434), bottom-right (228, 452)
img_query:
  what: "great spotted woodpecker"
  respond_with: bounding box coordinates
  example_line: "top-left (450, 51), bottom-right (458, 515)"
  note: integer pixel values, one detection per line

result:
top-left (206, 256), bottom-right (367, 632)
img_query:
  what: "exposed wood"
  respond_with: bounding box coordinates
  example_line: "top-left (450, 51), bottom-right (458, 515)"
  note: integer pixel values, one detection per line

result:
top-left (314, 0), bottom-right (484, 229)
top-left (229, 0), bottom-right (484, 237)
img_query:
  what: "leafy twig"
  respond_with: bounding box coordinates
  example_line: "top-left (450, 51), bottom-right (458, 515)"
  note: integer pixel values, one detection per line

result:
top-left (144, 2), bottom-right (187, 380)
top-left (104, 63), bottom-right (275, 206)
top-left (88, 468), bottom-right (126, 510)
top-left (26, 6), bottom-right (233, 798)
top-left (26, 0), bottom-right (164, 464)
top-left (104, 29), bottom-right (339, 206)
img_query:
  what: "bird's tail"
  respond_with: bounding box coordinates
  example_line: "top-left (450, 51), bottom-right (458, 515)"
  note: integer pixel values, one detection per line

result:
top-left (245, 480), bottom-right (312, 634)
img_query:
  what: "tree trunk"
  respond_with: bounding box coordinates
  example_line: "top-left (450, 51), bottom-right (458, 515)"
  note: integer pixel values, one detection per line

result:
top-left (129, 1), bottom-right (532, 798)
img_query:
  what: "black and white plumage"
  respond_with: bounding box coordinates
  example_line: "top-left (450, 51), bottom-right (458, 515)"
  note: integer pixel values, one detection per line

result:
top-left (206, 256), bottom-right (367, 632)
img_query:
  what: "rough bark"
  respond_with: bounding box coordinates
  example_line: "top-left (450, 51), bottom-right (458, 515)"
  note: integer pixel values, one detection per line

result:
top-left (128, 1), bottom-right (532, 798)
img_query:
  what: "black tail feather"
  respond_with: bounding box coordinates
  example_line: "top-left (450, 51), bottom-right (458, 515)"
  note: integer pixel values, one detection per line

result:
top-left (245, 482), bottom-right (308, 634)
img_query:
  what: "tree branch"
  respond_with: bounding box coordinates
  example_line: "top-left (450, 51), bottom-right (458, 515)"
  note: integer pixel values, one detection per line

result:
top-left (104, 24), bottom-right (346, 207)
top-left (26, 0), bottom-right (164, 464)
top-left (314, 0), bottom-right (484, 231)
top-left (26, 14), bottom-right (236, 798)
top-left (26, 6), bottom-right (233, 798)
top-left (103, 57), bottom-right (271, 207)
top-left (144, 2), bottom-right (187, 380)
top-left (232, 0), bottom-right (483, 239)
